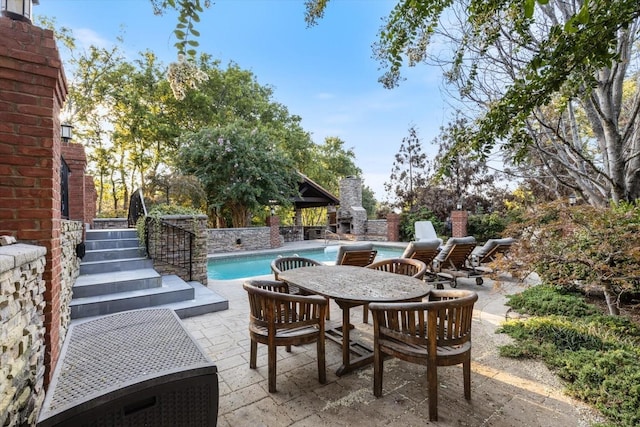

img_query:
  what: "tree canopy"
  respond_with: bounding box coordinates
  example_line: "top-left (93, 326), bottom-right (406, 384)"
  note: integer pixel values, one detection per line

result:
top-left (305, 0), bottom-right (640, 205)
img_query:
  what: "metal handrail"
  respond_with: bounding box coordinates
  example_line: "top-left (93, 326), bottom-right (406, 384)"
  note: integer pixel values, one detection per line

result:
top-left (127, 188), bottom-right (147, 228)
top-left (145, 218), bottom-right (194, 281)
top-left (324, 229), bottom-right (340, 245)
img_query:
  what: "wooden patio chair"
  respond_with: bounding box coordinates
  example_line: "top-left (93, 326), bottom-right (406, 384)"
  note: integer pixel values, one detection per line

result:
top-left (271, 256), bottom-right (330, 319)
top-left (370, 289), bottom-right (478, 421)
top-left (434, 236), bottom-right (484, 286)
top-left (361, 258), bottom-right (428, 323)
top-left (243, 279), bottom-right (328, 393)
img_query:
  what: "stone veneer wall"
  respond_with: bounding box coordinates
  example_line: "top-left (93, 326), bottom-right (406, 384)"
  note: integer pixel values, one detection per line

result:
top-left (147, 215), bottom-right (208, 284)
top-left (58, 220), bottom-right (82, 348)
top-left (363, 220), bottom-right (388, 241)
top-left (208, 227), bottom-right (272, 253)
top-left (0, 244), bottom-right (47, 427)
top-left (91, 218), bottom-right (129, 230)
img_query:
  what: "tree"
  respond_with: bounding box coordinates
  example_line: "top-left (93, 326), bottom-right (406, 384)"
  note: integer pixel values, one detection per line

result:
top-left (502, 201), bottom-right (640, 316)
top-left (384, 126), bottom-right (428, 209)
top-left (305, 0), bottom-right (640, 205)
top-left (177, 121), bottom-right (300, 227)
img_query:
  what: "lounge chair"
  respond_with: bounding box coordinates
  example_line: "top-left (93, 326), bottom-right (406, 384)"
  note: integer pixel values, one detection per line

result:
top-left (401, 239), bottom-right (452, 288)
top-left (335, 243), bottom-right (377, 267)
top-left (414, 221), bottom-right (442, 245)
top-left (434, 236), bottom-right (484, 286)
top-left (471, 237), bottom-right (516, 268)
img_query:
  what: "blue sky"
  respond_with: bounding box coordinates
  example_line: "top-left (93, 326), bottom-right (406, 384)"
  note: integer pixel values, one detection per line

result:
top-left (36, 0), bottom-right (455, 201)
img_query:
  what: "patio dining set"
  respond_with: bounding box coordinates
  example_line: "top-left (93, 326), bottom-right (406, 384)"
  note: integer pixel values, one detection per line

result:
top-left (243, 235), bottom-right (515, 421)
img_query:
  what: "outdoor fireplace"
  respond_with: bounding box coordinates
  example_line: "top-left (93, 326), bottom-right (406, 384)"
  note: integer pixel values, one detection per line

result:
top-left (336, 177), bottom-right (367, 236)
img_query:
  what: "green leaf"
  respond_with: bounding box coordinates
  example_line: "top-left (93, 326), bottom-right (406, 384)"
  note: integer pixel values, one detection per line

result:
top-left (524, 0), bottom-right (535, 18)
top-left (187, 40), bottom-right (199, 47)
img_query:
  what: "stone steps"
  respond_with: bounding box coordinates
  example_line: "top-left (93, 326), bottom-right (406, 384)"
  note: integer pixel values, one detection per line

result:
top-left (71, 228), bottom-right (228, 320)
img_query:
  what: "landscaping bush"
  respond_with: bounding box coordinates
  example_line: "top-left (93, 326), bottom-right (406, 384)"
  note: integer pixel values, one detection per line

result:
top-left (501, 201), bottom-right (640, 315)
top-left (467, 212), bottom-right (509, 242)
top-left (499, 285), bottom-right (640, 426)
top-left (398, 207), bottom-right (442, 241)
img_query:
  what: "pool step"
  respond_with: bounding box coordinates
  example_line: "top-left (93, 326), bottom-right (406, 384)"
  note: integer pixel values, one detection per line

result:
top-left (71, 228), bottom-right (228, 319)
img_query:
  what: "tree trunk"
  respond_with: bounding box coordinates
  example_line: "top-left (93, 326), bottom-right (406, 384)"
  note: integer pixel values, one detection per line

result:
top-left (602, 281), bottom-right (620, 316)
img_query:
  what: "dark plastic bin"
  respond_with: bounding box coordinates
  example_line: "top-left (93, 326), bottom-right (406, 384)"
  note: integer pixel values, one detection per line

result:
top-left (37, 309), bottom-right (218, 427)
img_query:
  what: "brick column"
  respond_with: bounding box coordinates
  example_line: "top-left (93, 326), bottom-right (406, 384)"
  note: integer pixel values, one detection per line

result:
top-left (61, 142), bottom-right (86, 223)
top-left (386, 213), bottom-right (400, 241)
top-left (0, 17), bottom-right (68, 385)
top-left (84, 175), bottom-right (97, 227)
top-left (451, 210), bottom-right (468, 237)
top-left (266, 215), bottom-right (282, 248)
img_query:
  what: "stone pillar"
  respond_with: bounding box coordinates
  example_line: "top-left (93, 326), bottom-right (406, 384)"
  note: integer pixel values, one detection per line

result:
top-left (386, 213), bottom-right (400, 242)
top-left (147, 215), bottom-right (209, 284)
top-left (0, 17), bottom-right (68, 385)
top-left (451, 210), bottom-right (468, 237)
top-left (267, 215), bottom-right (282, 248)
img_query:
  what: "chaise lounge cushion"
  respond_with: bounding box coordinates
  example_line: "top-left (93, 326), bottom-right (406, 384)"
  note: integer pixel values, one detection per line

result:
top-left (335, 243), bottom-right (374, 265)
top-left (435, 236), bottom-right (477, 262)
top-left (401, 239), bottom-right (442, 259)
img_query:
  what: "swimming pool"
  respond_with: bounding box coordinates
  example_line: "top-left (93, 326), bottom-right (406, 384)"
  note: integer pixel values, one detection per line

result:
top-left (207, 245), bottom-right (407, 280)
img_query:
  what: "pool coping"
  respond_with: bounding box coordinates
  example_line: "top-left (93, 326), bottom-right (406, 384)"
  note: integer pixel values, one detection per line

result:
top-left (206, 240), bottom-right (409, 261)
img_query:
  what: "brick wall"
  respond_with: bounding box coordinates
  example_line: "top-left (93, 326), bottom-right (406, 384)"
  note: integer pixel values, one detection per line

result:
top-left (0, 243), bottom-right (47, 427)
top-left (0, 17), bottom-right (68, 385)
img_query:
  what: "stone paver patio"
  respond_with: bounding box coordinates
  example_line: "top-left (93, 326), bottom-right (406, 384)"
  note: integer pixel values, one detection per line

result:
top-left (182, 268), bottom-right (602, 426)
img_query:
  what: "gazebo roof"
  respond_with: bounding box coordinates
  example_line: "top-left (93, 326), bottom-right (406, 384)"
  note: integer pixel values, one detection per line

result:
top-left (292, 172), bottom-right (340, 209)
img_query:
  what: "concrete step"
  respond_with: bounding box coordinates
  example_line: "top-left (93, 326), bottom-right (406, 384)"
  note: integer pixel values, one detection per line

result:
top-left (158, 281), bottom-right (229, 319)
top-left (70, 275), bottom-right (194, 319)
top-left (72, 268), bottom-right (161, 298)
top-left (86, 229), bottom-right (137, 241)
top-left (84, 238), bottom-right (140, 251)
top-left (82, 247), bottom-right (146, 263)
top-left (79, 257), bottom-right (153, 275)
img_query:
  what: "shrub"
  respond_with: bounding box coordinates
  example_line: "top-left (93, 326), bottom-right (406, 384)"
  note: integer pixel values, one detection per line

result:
top-left (500, 285), bottom-right (640, 426)
top-left (501, 201), bottom-right (640, 315)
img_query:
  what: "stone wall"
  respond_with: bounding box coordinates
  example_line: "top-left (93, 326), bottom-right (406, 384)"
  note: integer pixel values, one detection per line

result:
top-left (147, 215), bottom-right (208, 284)
top-left (208, 227), bottom-right (272, 253)
top-left (58, 220), bottom-right (82, 349)
top-left (0, 244), bottom-right (47, 427)
top-left (92, 218), bottom-right (128, 230)
top-left (363, 220), bottom-right (388, 241)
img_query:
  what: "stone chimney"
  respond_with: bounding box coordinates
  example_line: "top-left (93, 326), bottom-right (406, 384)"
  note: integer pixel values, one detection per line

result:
top-left (337, 177), bottom-right (367, 237)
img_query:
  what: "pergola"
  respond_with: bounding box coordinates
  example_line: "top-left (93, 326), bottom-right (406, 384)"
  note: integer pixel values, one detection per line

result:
top-left (290, 172), bottom-right (340, 226)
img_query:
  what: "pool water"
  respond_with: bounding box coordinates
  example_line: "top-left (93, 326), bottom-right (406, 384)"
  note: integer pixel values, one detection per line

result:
top-left (207, 245), bottom-right (406, 280)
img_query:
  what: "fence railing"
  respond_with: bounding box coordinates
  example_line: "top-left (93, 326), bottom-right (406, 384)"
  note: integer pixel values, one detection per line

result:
top-left (145, 218), bottom-right (194, 281)
top-left (127, 188), bottom-right (147, 228)
top-left (324, 229), bottom-right (341, 245)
